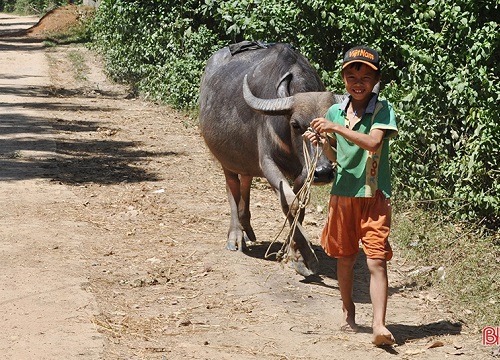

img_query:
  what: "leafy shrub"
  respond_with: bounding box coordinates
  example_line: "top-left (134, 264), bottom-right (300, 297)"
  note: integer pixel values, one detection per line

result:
top-left (0, 0), bottom-right (80, 14)
top-left (136, 25), bottom-right (222, 110)
top-left (91, 0), bottom-right (499, 226)
top-left (91, 0), bottom-right (225, 109)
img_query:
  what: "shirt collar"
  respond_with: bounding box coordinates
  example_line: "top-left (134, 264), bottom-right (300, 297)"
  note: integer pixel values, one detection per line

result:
top-left (340, 92), bottom-right (379, 115)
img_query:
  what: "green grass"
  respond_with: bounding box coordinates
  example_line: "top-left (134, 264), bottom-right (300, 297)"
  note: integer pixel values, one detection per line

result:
top-left (310, 183), bottom-right (330, 214)
top-left (43, 22), bottom-right (93, 46)
top-left (67, 49), bottom-right (88, 82)
top-left (391, 201), bottom-right (499, 329)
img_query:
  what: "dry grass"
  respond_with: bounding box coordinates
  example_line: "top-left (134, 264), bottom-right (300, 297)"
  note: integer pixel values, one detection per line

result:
top-left (391, 201), bottom-right (500, 330)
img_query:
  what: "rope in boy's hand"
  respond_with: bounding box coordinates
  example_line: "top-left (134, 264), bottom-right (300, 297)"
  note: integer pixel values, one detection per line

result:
top-left (305, 126), bottom-right (321, 143)
top-left (307, 126), bottom-right (319, 136)
top-left (306, 127), bottom-right (330, 149)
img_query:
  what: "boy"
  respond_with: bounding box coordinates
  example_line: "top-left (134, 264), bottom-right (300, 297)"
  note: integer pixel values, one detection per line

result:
top-left (304, 46), bottom-right (398, 346)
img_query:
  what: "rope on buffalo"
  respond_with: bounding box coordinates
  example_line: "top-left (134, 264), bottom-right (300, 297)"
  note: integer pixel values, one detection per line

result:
top-left (265, 129), bottom-right (322, 264)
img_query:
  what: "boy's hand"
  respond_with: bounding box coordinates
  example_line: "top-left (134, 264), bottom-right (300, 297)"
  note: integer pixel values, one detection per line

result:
top-left (310, 117), bottom-right (336, 134)
top-left (303, 127), bottom-right (325, 146)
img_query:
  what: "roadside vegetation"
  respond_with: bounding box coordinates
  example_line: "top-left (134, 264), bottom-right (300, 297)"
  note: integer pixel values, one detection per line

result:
top-left (2, 0), bottom-right (498, 329)
top-left (0, 0), bottom-right (73, 14)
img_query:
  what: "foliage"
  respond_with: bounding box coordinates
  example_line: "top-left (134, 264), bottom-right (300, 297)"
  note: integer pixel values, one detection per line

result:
top-left (370, 1), bottom-right (499, 228)
top-left (0, 0), bottom-right (80, 14)
top-left (91, 0), bottom-right (224, 109)
top-left (90, 0), bottom-right (499, 228)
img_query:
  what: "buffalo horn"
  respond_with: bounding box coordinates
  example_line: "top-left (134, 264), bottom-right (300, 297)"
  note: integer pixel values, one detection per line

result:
top-left (243, 74), bottom-right (294, 115)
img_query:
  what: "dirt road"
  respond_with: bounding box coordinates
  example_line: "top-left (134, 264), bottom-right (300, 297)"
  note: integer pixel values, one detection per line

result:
top-left (0, 13), bottom-right (102, 359)
top-left (0, 12), bottom-right (491, 360)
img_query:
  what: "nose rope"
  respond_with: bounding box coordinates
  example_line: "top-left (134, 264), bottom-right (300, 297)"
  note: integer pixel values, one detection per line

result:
top-left (265, 134), bottom-right (322, 265)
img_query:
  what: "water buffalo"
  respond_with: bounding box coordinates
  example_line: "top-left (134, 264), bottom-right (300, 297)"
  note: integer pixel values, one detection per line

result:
top-left (199, 41), bottom-right (342, 276)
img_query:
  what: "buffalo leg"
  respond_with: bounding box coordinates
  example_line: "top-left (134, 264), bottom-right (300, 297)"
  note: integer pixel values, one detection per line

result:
top-left (279, 181), bottom-right (319, 276)
top-left (223, 169), bottom-right (256, 251)
top-left (239, 174), bottom-right (257, 244)
top-left (260, 160), bottom-right (318, 276)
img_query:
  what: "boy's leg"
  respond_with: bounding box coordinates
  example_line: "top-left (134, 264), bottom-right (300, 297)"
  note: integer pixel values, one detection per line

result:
top-left (337, 255), bottom-right (358, 331)
top-left (367, 258), bottom-right (395, 345)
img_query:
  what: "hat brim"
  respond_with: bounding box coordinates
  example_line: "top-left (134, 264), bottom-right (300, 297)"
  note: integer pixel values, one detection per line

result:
top-left (342, 60), bottom-right (378, 71)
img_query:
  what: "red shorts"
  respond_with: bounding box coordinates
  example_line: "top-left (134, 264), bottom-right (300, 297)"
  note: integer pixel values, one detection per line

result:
top-left (320, 190), bottom-right (393, 260)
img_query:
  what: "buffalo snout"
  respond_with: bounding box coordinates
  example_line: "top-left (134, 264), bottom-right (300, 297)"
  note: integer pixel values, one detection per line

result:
top-left (313, 165), bottom-right (335, 184)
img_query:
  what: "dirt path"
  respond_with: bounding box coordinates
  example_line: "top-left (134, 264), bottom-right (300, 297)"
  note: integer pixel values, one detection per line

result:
top-left (0, 12), bottom-right (491, 360)
top-left (0, 13), bottom-right (103, 359)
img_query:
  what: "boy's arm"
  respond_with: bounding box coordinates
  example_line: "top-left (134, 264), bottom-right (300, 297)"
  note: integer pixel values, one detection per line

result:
top-left (333, 125), bottom-right (385, 153)
top-left (311, 117), bottom-right (385, 152)
top-left (322, 136), bottom-right (337, 162)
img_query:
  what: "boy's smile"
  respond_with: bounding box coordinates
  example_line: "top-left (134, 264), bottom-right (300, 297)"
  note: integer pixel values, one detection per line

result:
top-left (342, 64), bottom-right (380, 103)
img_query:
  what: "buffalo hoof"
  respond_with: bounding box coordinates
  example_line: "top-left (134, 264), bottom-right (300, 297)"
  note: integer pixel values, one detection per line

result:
top-left (226, 241), bottom-right (238, 251)
top-left (287, 243), bottom-right (319, 277)
top-left (226, 232), bottom-right (248, 252)
top-left (301, 249), bottom-right (319, 275)
top-left (226, 240), bottom-right (247, 252)
top-left (291, 223), bottom-right (320, 276)
top-left (227, 227), bottom-right (243, 251)
top-left (290, 260), bottom-right (315, 277)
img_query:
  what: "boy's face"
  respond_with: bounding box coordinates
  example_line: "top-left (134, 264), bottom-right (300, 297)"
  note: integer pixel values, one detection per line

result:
top-left (342, 63), bottom-right (381, 102)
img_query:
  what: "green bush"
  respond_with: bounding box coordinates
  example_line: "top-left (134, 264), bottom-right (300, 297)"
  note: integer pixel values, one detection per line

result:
top-left (0, 0), bottom-right (80, 14)
top-left (90, 0), bottom-right (499, 227)
top-left (91, 0), bottom-right (225, 109)
top-left (136, 25), bottom-right (221, 110)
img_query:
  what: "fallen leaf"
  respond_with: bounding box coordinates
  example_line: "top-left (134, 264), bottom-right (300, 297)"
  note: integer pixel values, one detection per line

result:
top-left (427, 340), bottom-right (445, 349)
top-left (176, 319), bottom-right (192, 327)
top-left (447, 350), bottom-right (465, 355)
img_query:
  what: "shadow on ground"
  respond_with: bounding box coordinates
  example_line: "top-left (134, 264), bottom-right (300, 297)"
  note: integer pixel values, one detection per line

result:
top-left (0, 83), bottom-right (171, 184)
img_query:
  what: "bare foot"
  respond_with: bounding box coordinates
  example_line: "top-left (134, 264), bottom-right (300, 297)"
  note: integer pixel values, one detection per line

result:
top-left (341, 302), bottom-right (357, 333)
top-left (372, 326), bottom-right (395, 346)
top-left (340, 322), bottom-right (359, 333)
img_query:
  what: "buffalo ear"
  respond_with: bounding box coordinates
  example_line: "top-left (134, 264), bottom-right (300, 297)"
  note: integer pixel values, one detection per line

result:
top-left (276, 72), bottom-right (292, 98)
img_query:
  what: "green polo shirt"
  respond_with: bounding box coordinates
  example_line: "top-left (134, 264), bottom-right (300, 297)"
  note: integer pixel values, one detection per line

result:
top-left (325, 95), bottom-right (398, 198)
